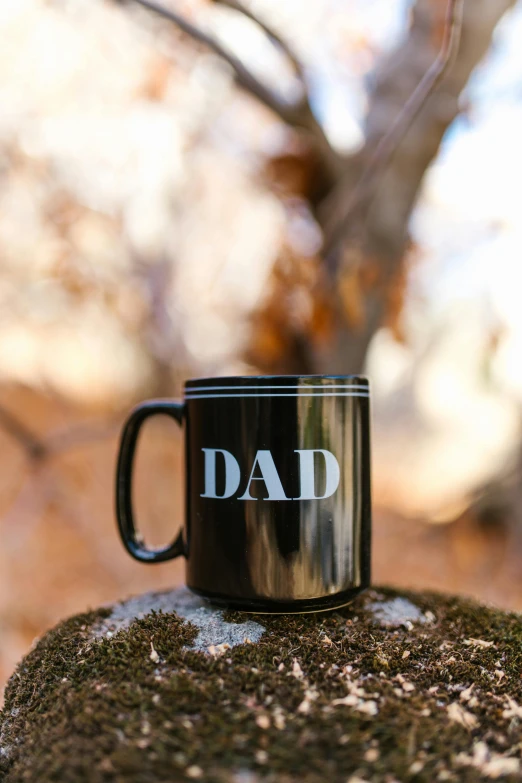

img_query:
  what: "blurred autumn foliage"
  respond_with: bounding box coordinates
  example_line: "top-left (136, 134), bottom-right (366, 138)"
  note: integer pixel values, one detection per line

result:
top-left (1, 0), bottom-right (522, 691)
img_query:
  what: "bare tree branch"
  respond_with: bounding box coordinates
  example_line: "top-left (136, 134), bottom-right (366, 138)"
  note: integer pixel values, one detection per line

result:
top-left (47, 420), bottom-right (120, 454)
top-left (0, 401), bottom-right (117, 463)
top-left (121, 0), bottom-right (298, 123)
top-left (119, 0), bottom-right (341, 177)
top-left (211, 0), bottom-right (306, 84)
top-left (321, 0), bottom-right (464, 259)
top-left (0, 403), bottom-right (48, 461)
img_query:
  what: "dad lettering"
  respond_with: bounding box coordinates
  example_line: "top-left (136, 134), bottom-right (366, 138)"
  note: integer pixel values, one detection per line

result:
top-left (201, 448), bottom-right (340, 501)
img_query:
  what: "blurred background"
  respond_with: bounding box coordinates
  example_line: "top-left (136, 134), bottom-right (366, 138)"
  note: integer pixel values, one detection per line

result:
top-left (1, 0), bottom-right (522, 690)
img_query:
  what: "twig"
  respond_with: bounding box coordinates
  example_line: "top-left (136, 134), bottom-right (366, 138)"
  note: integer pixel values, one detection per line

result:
top-left (0, 401), bottom-right (118, 462)
top-left (321, 0), bottom-right (464, 259)
top-left (119, 0), bottom-right (299, 125)
top-left (211, 0), bottom-right (306, 83)
top-left (0, 403), bottom-right (47, 461)
top-left (46, 420), bottom-right (120, 454)
top-left (118, 0), bottom-right (341, 174)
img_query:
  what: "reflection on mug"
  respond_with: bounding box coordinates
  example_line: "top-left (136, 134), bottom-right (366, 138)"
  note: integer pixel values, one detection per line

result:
top-left (245, 396), bottom-right (365, 601)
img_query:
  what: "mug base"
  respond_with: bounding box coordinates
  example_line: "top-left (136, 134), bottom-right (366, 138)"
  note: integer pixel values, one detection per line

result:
top-left (187, 584), bottom-right (369, 615)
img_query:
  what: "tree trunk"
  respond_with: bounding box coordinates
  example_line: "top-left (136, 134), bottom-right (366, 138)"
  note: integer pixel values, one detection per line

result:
top-left (313, 0), bottom-right (515, 375)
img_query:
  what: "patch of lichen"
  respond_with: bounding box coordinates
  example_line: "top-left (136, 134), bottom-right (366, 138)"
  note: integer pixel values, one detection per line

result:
top-left (1, 587), bottom-right (522, 783)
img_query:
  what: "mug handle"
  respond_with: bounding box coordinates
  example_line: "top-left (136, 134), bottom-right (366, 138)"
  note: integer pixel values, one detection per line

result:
top-left (116, 400), bottom-right (185, 563)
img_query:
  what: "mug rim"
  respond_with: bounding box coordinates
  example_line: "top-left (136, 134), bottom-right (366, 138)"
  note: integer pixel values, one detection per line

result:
top-left (185, 374), bottom-right (369, 388)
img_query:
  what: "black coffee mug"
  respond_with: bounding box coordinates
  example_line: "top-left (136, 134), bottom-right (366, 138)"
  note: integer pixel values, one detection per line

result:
top-left (116, 376), bottom-right (371, 613)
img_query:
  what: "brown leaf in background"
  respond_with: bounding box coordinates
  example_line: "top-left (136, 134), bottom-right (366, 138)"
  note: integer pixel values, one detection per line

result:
top-left (384, 256), bottom-right (409, 344)
top-left (263, 143), bottom-right (327, 202)
top-left (138, 53), bottom-right (174, 101)
top-left (338, 262), bottom-right (365, 331)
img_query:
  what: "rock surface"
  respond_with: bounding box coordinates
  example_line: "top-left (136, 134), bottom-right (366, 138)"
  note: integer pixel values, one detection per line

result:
top-left (1, 586), bottom-right (522, 782)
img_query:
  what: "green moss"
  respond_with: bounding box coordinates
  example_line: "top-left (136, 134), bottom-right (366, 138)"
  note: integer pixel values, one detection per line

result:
top-left (1, 587), bottom-right (522, 782)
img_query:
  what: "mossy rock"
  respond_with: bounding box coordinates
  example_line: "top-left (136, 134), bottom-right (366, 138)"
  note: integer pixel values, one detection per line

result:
top-left (1, 586), bottom-right (522, 782)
